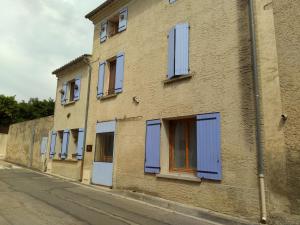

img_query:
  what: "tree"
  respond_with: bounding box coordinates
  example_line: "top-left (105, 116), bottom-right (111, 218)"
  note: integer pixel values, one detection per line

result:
top-left (0, 95), bottom-right (19, 127)
top-left (0, 95), bottom-right (55, 128)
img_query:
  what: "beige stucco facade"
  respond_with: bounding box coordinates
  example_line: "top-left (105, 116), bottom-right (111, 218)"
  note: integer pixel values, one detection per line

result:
top-left (48, 56), bottom-right (90, 181)
top-left (48, 0), bottom-right (300, 224)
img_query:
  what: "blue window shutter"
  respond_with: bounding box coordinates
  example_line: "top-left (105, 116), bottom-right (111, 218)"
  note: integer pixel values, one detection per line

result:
top-left (100, 21), bottom-right (107, 43)
top-left (196, 113), bottom-right (222, 180)
top-left (61, 82), bottom-right (68, 105)
top-left (145, 120), bottom-right (161, 174)
top-left (175, 23), bottom-right (189, 75)
top-left (168, 27), bottom-right (175, 79)
top-left (115, 52), bottom-right (125, 93)
top-left (74, 78), bottom-right (81, 101)
top-left (118, 8), bottom-right (128, 32)
top-left (49, 131), bottom-right (57, 159)
top-left (77, 128), bottom-right (84, 160)
top-left (97, 62), bottom-right (106, 97)
top-left (61, 129), bottom-right (70, 160)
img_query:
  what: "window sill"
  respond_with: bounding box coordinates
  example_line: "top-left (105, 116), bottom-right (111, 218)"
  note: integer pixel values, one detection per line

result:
top-left (163, 73), bottom-right (193, 85)
top-left (98, 93), bottom-right (118, 100)
top-left (64, 101), bottom-right (76, 106)
top-left (52, 158), bottom-right (78, 163)
top-left (156, 173), bottom-right (201, 183)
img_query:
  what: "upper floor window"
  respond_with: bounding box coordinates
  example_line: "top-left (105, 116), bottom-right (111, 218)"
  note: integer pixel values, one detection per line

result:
top-left (167, 23), bottom-right (190, 79)
top-left (100, 8), bottom-right (128, 43)
top-left (60, 77), bottom-right (81, 105)
top-left (97, 52), bottom-right (125, 98)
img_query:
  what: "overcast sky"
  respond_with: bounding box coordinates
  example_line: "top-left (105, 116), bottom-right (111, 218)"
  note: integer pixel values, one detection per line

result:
top-left (0, 0), bottom-right (105, 102)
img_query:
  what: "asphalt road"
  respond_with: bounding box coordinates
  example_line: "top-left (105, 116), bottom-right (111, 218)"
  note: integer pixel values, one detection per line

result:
top-left (0, 163), bottom-right (219, 225)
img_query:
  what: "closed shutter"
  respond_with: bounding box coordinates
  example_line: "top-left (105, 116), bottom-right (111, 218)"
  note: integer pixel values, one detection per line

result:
top-left (100, 21), bottom-right (108, 43)
top-left (168, 27), bottom-right (175, 79)
top-left (61, 82), bottom-right (68, 105)
top-left (97, 62), bottom-right (106, 97)
top-left (77, 128), bottom-right (84, 160)
top-left (74, 78), bottom-right (81, 101)
top-left (175, 23), bottom-right (189, 75)
top-left (49, 131), bottom-right (57, 159)
top-left (145, 120), bottom-right (161, 174)
top-left (118, 8), bottom-right (128, 32)
top-left (61, 129), bottom-right (70, 160)
top-left (196, 113), bottom-right (222, 180)
top-left (40, 137), bottom-right (48, 155)
top-left (115, 52), bottom-right (125, 93)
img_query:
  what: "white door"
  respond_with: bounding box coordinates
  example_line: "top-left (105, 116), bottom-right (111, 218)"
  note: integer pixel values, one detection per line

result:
top-left (92, 121), bottom-right (116, 187)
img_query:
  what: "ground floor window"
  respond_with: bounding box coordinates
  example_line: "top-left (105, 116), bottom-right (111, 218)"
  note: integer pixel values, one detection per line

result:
top-left (169, 118), bottom-right (197, 172)
top-left (95, 132), bottom-right (114, 163)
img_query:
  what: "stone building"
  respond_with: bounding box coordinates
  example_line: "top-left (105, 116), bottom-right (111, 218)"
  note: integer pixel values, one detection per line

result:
top-left (48, 0), bottom-right (300, 224)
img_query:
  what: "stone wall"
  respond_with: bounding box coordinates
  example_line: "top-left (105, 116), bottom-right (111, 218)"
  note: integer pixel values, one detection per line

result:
top-left (5, 116), bottom-right (54, 171)
top-left (0, 134), bottom-right (7, 159)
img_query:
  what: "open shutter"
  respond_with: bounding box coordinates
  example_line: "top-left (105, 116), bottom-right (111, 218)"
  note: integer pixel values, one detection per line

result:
top-left (115, 52), bottom-right (125, 93)
top-left (118, 8), bottom-right (128, 32)
top-left (168, 27), bottom-right (175, 78)
top-left (175, 23), bottom-right (189, 76)
top-left (49, 131), bottom-right (57, 159)
top-left (100, 21), bottom-right (108, 43)
top-left (74, 78), bottom-right (81, 101)
top-left (61, 129), bottom-right (70, 160)
top-left (196, 113), bottom-right (222, 180)
top-left (145, 120), bottom-right (161, 174)
top-left (61, 82), bottom-right (68, 105)
top-left (77, 128), bottom-right (84, 160)
top-left (97, 62), bottom-right (106, 97)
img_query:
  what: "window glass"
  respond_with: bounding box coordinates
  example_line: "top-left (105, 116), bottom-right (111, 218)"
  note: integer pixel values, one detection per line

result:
top-left (174, 122), bottom-right (186, 168)
top-left (108, 60), bottom-right (116, 95)
top-left (69, 81), bottom-right (75, 102)
top-left (188, 121), bottom-right (197, 169)
top-left (170, 118), bottom-right (196, 172)
top-left (95, 132), bottom-right (114, 163)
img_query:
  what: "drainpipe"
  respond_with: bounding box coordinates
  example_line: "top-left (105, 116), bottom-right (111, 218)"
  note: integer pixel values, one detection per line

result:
top-left (248, 0), bottom-right (267, 223)
top-left (80, 57), bottom-right (92, 181)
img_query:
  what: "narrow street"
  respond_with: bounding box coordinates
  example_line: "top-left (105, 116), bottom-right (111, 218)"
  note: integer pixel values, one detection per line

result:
top-left (0, 161), bottom-right (238, 225)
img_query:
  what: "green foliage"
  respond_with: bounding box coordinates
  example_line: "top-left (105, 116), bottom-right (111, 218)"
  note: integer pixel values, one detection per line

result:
top-left (0, 95), bottom-right (54, 127)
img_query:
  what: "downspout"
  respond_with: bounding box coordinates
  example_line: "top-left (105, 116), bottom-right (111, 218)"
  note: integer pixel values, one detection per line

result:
top-left (80, 57), bottom-right (92, 181)
top-left (248, 0), bottom-right (267, 223)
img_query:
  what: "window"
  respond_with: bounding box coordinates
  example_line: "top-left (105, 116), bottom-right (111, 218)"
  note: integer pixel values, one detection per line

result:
top-left (60, 77), bottom-right (80, 105)
top-left (108, 59), bottom-right (116, 95)
top-left (95, 132), bottom-right (114, 163)
top-left (108, 15), bottom-right (119, 37)
top-left (97, 53), bottom-right (125, 98)
top-left (169, 119), bottom-right (197, 172)
top-left (69, 80), bottom-right (76, 102)
top-left (100, 8), bottom-right (128, 43)
top-left (169, 0), bottom-right (176, 3)
top-left (57, 130), bottom-right (63, 158)
top-left (144, 113), bottom-right (222, 181)
top-left (168, 23), bottom-right (189, 78)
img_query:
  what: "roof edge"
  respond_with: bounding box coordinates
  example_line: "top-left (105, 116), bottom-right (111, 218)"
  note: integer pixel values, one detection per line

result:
top-left (52, 54), bottom-right (91, 75)
top-left (85, 0), bottom-right (120, 21)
